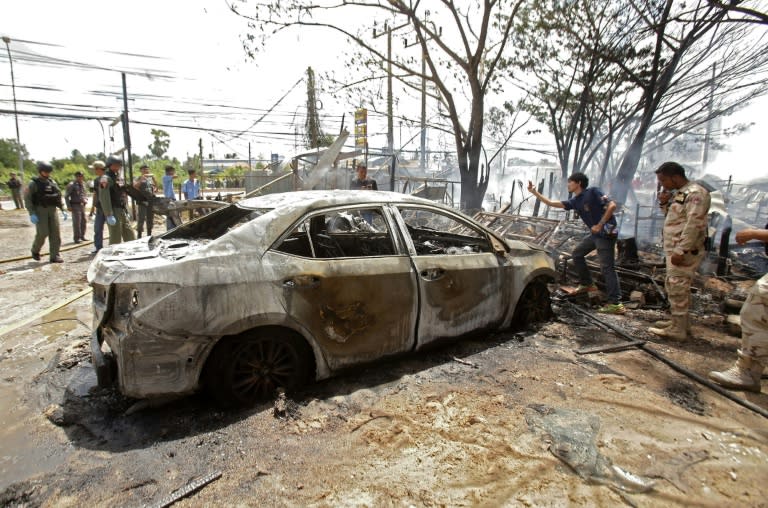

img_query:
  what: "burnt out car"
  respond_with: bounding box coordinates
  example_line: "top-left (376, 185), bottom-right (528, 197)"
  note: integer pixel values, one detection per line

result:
top-left (88, 190), bottom-right (556, 406)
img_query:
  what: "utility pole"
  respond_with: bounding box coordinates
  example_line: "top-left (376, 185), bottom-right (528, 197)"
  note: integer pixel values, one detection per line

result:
top-left (702, 63), bottom-right (716, 172)
top-left (121, 73), bottom-right (133, 184)
top-left (199, 138), bottom-right (204, 193)
top-left (373, 21), bottom-right (407, 155)
top-left (403, 12), bottom-right (439, 171)
top-left (2, 36), bottom-right (24, 183)
top-left (374, 21), bottom-right (408, 192)
top-left (420, 54), bottom-right (426, 170)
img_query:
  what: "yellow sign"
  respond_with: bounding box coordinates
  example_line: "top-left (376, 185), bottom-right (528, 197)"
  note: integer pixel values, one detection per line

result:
top-left (354, 108), bottom-right (367, 148)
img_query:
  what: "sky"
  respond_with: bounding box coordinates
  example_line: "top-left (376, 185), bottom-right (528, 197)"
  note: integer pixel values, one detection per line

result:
top-left (1, 0), bottom-right (767, 185)
top-left (0, 0), bottom-right (356, 165)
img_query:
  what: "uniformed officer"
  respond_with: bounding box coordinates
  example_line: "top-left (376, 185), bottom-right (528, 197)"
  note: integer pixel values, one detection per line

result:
top-left (709, 228), bottom-right (768, 393)
top-left (648, 161), bottom-right (711, 340)
top-left (24, 161), bottom-right (64, 263)
top-left (133, 163), bottom-right (156, 237)
top-left (65, 171), bottom-right (88, 243)
top-left (98, 155), bottom-right (136, 245)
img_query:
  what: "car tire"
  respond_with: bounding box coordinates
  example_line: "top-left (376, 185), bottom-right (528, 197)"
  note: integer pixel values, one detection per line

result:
top-left (204, 328), bottom-right (313, 408)
top-left (512, 279), bottom-right (553, 329)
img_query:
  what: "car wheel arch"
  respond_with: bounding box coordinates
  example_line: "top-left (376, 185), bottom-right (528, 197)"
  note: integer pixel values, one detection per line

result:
top-left (201, 325), bottom-right (321, 407)
top-left (511, 274), bottom-right (555, 330)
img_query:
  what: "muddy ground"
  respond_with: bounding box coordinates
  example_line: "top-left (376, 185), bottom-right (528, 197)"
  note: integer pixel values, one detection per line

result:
top-left (0, 206), bottom-right (766, 507)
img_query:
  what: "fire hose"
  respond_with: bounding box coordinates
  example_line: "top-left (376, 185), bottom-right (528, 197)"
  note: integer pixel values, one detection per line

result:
top-left (562, 300), bottom-right (768, 420)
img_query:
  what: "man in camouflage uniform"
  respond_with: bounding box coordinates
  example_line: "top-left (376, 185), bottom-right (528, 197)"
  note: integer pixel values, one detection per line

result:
top-left (709, 228), bottom-right (768, 393)
top-left (24, 161), bottom-right (64, 263)
top-left (648, 161), bottom-right (710, 341)
top-left (7, 172), bottom-right (24, 209)
top-left (98, 155), bottom-right (135, 245)
top-left (133, 164), bottom-right (156, 237)
top-left (65, 171), bottom-right (88, 243)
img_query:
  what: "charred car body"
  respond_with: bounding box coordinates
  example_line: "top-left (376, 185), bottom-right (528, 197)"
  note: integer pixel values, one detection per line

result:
top-left (88, 190), bottom-right (556, 406)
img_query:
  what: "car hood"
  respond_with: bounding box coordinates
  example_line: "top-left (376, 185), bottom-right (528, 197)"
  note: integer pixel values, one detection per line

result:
top-left (87, 237), bottom-right (232, 285)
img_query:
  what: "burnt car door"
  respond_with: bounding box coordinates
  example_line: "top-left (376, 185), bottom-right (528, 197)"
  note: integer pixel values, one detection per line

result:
top-left (393, 205), bottom-right (510, 348)
top-left (268, 205), bottom-right (418, 370)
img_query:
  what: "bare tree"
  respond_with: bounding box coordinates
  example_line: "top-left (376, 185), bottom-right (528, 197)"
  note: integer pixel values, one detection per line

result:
top-left (227, 0), bottom-right (525, 210)
top-left (517, 0), bottom-right (768, 205)
top-left (511, 1), bottom-right (639, 190)
top-left (708, 0), bottom-right (768, 24)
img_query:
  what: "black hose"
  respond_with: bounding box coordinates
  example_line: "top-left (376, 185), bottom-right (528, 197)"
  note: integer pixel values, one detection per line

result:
top-left (563, 301), bottom-right (768, 420)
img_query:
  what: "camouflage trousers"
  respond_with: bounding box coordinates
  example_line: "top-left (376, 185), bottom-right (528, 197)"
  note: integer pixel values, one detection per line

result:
top-left (107, 207), bottom-right (136, 245)
top-left (665, 250), bottom-right (705, 317)
top-left (740, 273), bottom-right (768, 362)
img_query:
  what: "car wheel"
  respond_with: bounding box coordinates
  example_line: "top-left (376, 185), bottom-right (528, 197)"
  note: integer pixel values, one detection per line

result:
top-left (512, 279), bottom-right (553, 329)
top-left (204, 329), bottom-right (313, 407)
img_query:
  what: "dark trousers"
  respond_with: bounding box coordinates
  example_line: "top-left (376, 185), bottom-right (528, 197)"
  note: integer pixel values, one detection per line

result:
top-left (11, 189), bottom-right (23, 209)
top-left (71, 204), bottom-right (86, 241)
top-left (93, 209), bottom-right (105, 251)
top-left (572, 234), bottom-right (622, 304)
top-left (137, 203), bottom-right (154, 236)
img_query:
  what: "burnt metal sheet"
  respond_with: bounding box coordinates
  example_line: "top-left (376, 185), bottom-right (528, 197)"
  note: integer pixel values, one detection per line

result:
top-left (472, 212), bottom-right (561, 246)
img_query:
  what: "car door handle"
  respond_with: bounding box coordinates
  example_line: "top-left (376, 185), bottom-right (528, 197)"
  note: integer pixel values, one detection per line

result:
top-left (283, 275), bottom-right (321, 289)
top-left (419, 268), bottom-right (445, 281)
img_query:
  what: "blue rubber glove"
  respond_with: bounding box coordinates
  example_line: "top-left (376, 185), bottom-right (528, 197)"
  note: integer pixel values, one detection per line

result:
top-left (106, 215), bottom-right (117, 226)
top-left (61, 210), bottom-right (68, 221)
top-left (30, 214), bottom-right (39, 225)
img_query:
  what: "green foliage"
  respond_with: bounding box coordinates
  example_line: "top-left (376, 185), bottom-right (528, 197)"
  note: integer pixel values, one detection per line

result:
top-left (0, 138), bottom-right (29, 170)
top-left (148, 129), bottom-right (171, 159)
top-left (304, 67), bottom-right (333, 149)
top-left (182, 154), bottom-right (200, 174)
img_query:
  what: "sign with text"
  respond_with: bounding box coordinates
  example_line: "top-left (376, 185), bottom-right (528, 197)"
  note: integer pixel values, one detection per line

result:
top-left (354, 108), bottom-right (367, 149)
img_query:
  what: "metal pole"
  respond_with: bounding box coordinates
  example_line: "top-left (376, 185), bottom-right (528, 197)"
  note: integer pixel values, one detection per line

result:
top-left (121, 73), bottom-right (133, 184)
top-left (2, 36), bottom-right (24, 183)
top-left (701, 63), bottom-right (716, 172)
top-left (387, 29), bottom-right (393, 156)
top-left (420, 53), bottom-right (426, 170)
top-left (387, 28), bottom-right (396, 193)
top-left (199, 138), bottom-right (204, 196)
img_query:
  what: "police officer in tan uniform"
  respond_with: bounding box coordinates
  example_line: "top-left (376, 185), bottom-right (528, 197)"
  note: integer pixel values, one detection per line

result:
top-left (709, 228), bottom-right (768, 392)
top-left (648, 161), bottom-right (710, 341)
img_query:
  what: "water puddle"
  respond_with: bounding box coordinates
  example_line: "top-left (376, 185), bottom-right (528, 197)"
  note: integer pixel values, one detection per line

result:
top-left (0, 297), bottom-right (94, 491)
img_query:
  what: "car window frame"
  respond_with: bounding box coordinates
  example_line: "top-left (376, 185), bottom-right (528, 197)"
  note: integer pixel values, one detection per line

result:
top-left (269, 203), bottom-right (407, 259)
top-left (391, 204), bottom-right (502, 257)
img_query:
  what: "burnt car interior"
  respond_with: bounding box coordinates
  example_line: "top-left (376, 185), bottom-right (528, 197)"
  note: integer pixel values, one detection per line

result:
top-left (276, 208), bottom-right (396, 259)
top-left (151, 204), bottom-right (269, 247)
top-left (399, 207), bottom-right (494, 256)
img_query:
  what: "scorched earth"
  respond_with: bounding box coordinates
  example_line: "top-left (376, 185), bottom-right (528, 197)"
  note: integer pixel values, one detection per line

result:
top-left (0, 208), bottom-right (766, 507)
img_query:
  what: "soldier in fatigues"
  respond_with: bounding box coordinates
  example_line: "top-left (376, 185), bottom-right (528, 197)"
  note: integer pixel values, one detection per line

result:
top-left (133, 163), bottom-right (156, 238)
top-left (24, 161), bottom-right (64, 263)
top-left (648, 162), bottom-right (711, 341)
top-left (65, 171), bottom-right (88, 243)
top-left (709, 228), bottom-right (768, 392)
top-left (98, 155), bottom-right (136, 245)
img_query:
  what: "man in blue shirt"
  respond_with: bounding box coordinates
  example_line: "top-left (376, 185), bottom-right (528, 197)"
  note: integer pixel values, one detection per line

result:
top-left (182, 169), bottom-right (201, 200)
top-left (162, 165), bottom-right (177, 230)
top-left (181, 169), bottom-right (202, 220)
top-left (528, 172), bottom-right (624, 314)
